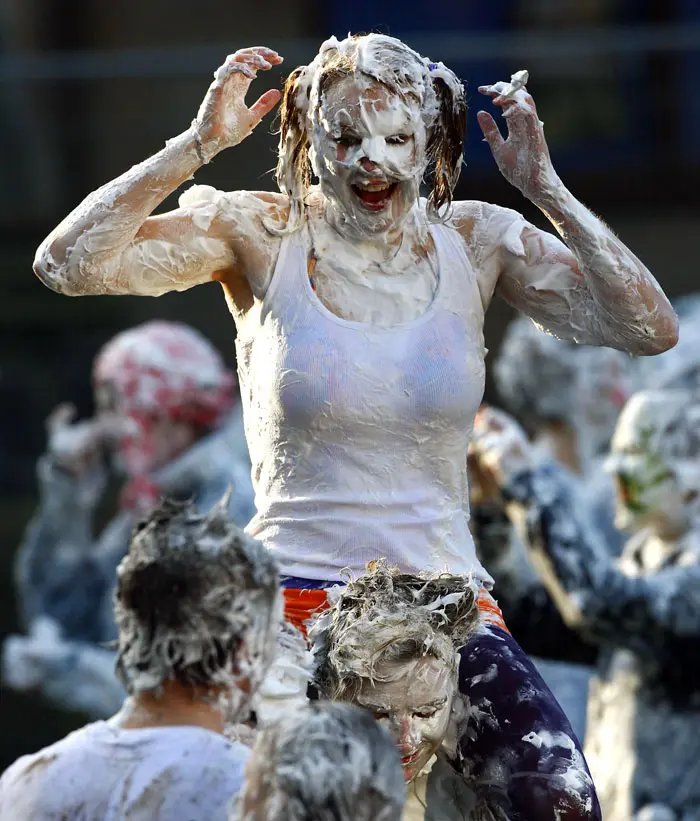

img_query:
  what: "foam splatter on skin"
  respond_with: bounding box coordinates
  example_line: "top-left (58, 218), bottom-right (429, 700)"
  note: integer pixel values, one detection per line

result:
top-left (237, 702), bottom-right (406, 821)
top-left (278, 34), bottom-right (463, 239)
top-left (31, 36), bottom-right (675, 352)
top-left (114, 494), bottom-right (281, 725)
top-left (471, 401), bottom-right (700, 821)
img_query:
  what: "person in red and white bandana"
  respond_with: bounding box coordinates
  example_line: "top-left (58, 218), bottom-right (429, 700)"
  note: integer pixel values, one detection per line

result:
top-left (3, 320), bottom-right (255, 717)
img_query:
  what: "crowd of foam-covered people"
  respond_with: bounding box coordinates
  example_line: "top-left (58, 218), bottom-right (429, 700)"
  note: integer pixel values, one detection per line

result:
top-left (5, 306), bottom-right (698, 821)
top-left (1, 30), bottom-right (695, 821)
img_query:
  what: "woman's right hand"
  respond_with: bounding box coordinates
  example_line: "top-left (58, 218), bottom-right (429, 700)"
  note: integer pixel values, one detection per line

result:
top-left (193, 46), bottom-right (283, 162)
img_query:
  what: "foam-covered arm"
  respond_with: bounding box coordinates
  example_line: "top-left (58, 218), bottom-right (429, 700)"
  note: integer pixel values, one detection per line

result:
top-left (33, 49), bottom-right (283, 299)
top-left (14, 456), bottom-right (109, 640)
top-left (31, 128), bottom-right (238, 297)
top-left (497, 189), bottom-right (678, 355)
top-left (477, 83), bottom-right (677, 355)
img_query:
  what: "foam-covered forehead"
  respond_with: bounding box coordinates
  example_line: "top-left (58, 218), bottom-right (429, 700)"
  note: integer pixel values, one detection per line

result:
top-left (296, 33), bottom-right (460, 133)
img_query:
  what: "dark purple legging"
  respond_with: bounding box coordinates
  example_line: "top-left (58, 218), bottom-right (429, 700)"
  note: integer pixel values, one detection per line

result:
top-left (454, 623), bottom-right (601, 821)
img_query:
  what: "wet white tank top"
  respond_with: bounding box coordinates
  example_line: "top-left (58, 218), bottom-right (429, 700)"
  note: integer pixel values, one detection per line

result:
top-left (236, 211), bottom-right (491, 584)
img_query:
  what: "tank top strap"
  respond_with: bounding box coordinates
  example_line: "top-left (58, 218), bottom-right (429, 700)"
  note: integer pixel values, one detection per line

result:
top-left (261, 222), bottom-right (311, 310)
top-left (428, 219), bottom-right (484, 325)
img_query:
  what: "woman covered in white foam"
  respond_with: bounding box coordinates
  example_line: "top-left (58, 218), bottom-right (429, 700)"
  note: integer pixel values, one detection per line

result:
top-left (32, 33), bottom-right (676, 818)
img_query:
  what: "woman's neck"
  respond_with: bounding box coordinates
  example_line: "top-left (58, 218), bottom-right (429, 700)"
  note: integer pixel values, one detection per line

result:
top-left (320, 194), bottom-right (418, 262)
top-left (112, 682), bottom-right (225, 735)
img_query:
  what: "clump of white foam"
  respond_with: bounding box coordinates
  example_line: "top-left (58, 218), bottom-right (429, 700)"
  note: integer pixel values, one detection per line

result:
top-left (253, 622), bottom-right (313, 725)
top-left (309, 560), bottom-right (479, 698)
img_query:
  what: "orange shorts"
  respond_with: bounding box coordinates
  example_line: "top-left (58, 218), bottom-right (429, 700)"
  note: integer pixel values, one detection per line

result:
top-left (283, 585), bottom-right (509, 638)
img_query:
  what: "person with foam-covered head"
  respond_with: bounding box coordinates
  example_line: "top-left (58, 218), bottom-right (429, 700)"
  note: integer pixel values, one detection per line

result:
top-left (0, 496), bottom-right (281, 821)
top-left (236, 702), bottom-right (405, 821)
top-left (470, 398), bottom-right (700, 821)
top-left (4, 320), bottom-right (255, 717)
top-left (309, 561), bottom-right (599, 821)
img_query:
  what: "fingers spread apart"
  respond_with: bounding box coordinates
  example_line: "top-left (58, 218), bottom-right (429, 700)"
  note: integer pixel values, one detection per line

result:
top-left (214, 47), bottom-right (283, 81)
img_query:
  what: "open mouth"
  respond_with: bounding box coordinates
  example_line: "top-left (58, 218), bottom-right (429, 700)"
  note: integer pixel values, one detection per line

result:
top-left (401, 750), bottom-right (421, 767)
top-left (351, 181), bottom-right (397, 211)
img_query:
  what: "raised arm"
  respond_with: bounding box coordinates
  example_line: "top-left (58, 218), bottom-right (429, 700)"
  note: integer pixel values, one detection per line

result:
top-left (34, 47), bottom-right (283, 297)
top-left (476, 78), bottom-right (678, 356)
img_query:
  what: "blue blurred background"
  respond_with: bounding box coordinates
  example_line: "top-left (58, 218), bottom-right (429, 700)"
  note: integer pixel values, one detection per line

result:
top-left (1, 0), bottom-right (698, 766)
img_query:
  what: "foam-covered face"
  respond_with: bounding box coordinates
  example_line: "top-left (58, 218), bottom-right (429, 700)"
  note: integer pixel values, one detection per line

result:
top-left (311, 76), bottom-right (426, 237)
top-left (354, 655), bottom-right (456, 782)
top-left (94, 381), bottom-right (196, 476)
top-left (605, 397), bottom-right (682, 533)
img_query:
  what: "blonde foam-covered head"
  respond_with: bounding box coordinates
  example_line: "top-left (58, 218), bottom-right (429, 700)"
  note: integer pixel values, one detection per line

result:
top-left (275, 34), bottom-right (466, 232)
top-left (309, 560), bottom-right (478, 700)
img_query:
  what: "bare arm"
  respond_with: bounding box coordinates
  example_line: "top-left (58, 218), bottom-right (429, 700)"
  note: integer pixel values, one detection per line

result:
top-left (34, 47), bottom-right (283, 297)
top-left (476, 79), bottom-right (678, 356)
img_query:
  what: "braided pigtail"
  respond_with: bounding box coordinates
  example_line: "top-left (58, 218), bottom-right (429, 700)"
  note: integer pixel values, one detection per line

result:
top-left (425, 66), bottom-right (467, 220)
top-left (272, 67), bottom-right (312, 234)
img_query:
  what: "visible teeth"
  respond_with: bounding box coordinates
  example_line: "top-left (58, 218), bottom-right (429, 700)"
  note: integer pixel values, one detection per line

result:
top-left (356, 182), bottom-right (391, 192)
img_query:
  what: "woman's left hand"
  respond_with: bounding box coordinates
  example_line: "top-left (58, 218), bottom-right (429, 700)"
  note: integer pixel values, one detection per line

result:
top-left (477, 78), bottom-right (559, 203)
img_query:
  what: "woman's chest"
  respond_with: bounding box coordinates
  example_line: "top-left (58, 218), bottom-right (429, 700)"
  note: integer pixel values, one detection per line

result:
top-left (311, 260), bottom-right (436, 325)
top-left (309, 230), bottom-right (439, 325)
top-left (244, 308), bottom-right (485, 434)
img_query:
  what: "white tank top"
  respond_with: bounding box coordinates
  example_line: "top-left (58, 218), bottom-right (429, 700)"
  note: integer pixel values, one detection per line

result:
top-left (236, 209), bottom-right (491, 584)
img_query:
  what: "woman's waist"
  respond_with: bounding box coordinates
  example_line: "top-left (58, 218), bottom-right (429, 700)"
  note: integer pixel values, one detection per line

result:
top-left (249, 478), bottom-right (469, 510)
top-left (245, 509), bottom-right (482, 580)
top-left (249, 491), bottom-right (470, 524)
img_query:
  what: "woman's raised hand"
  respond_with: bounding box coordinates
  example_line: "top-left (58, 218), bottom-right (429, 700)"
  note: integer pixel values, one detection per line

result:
top-left (477, 76), bottom-right (559, 203)
top-left (193, 47), bottom-right (283, 162)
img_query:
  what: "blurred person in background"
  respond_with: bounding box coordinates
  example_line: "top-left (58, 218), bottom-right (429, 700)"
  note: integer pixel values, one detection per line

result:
top-left (236, 702), bottom-right (405, 821)
top-left (3, 319), bottom-right (255, 716)
top-left (492, 314), bottom-right (636, 551)
top-left (470, 317), bottom-right (637, 738)
top-left (0, 495), bottom-right (281, 821)
top-left (476, 300), bottom-right (700, 741)
top-left (471, 397), bottom-right (700, 821)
